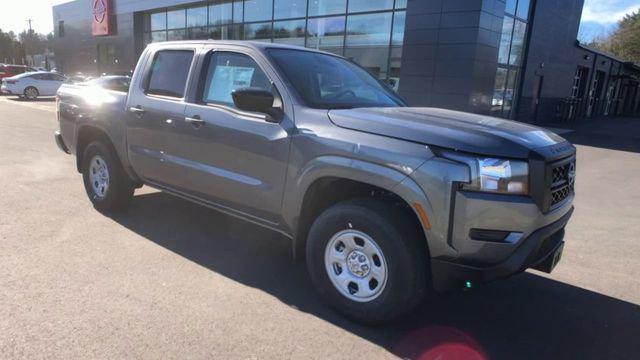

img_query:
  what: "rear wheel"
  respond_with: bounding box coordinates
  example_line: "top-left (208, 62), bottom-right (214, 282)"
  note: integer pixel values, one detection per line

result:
top-left (81, 141), bottom-right (134, 212)
top-left (23, 86), bottom-right (38, 100)
top-left (306, 198), bottom-right (428, 324)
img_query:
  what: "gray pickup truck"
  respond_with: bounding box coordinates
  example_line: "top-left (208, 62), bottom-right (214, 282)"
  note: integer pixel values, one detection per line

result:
top-left (55, 41), bottom-right (575, 323)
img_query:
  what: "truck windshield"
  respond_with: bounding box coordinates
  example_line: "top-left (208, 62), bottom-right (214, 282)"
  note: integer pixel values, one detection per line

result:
top-left (267, 49), bottom-right (405, 110)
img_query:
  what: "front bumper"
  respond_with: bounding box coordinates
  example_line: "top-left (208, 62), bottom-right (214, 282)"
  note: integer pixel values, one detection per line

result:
top-left (431, 206), bottom-right (573, 292)
top-left (54, 130), bottom-right (70, 154)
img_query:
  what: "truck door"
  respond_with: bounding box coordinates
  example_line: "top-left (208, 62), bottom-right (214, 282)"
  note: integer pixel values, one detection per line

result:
top-left (170, 50), bottom-right (292, 224)
top-left (125, 48), bottom-right (196, 184)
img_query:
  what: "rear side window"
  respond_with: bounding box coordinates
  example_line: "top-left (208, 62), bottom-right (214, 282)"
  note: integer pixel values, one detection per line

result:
top-left (146, 50), bottom-right (194, 98)
top-left (201, 52), bottom-right (271, 107)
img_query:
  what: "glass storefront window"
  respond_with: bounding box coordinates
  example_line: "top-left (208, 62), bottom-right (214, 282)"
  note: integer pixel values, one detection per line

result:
top-left (244, 22), bottom-right (273, 41)
top-left (505, 0), bottom-right (517, 15)
top-left (151, 31), bottom-right (167, 43)
top-left (210, 2), bottom-right (233, 25)
top-left (392, 11), bottom-right (405, 46)
top-left (348, 0), bottom-right (393, 13)
top-left (244, 0), bottom-right (273, 23)
top-left (308, 0), bottom-right (347, 17)
top-left (210, 24), bottom-right (243, 40)
top-left (187, 26), bottom-right (208, 39)
top-left (509, 20), bottom-right (526, 66)
top-left (274, 0), bottom-right (307, 20)
top-left (168, 29), bottom-right (187, 40)
top-left (141, 0), bottom-right (405, 90)
top-left (150, 12), bottom-right (166, 31)
top-left (187, 6), bottom-right (207, 27)
top-left (492, 67), bottom-right (507, 113)
top-left (167, 9), bottom-right (186, 29)
top-left (516, 0), bottom-right (531, 20)
top-left (233, 0), bottom-right (244, 23)
top-left (344, 47), bottom-right (389, 79)
top-left (346, 12), bottom-right (393, 46)
top-left (307, 16), bottom-right (345, 55)
top-left (498, 16), bottom-right (513, 65)
top-left (274, 19), bottom-right (306, 45)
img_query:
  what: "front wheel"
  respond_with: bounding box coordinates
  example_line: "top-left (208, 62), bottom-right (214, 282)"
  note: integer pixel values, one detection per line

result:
top-left (81, 141), bottom-right (134, 212)
top-left (306, 198), bottom-right (428, 324)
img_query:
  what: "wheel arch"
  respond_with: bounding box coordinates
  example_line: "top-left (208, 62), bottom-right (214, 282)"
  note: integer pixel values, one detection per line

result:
top-left (284, 156), bottom-right (433, 260)
top-left (75, 124), bottom-right (139, 182)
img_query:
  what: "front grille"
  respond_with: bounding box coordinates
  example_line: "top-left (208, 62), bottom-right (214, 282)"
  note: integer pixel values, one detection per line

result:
top-left (549, 158), bottom-right (576, 207)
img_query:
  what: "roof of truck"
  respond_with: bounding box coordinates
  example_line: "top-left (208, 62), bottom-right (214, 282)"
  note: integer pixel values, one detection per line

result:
top-left (145, 40), bottom-right (336, 56)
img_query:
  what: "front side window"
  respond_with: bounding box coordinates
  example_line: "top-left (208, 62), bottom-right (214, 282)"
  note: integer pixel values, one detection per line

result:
top-left (146, 50), bottom-right (194, 98)
top-left (202, 52), bottom-right (272, 107)
top-left (268, 48), bottom-right (403, 109)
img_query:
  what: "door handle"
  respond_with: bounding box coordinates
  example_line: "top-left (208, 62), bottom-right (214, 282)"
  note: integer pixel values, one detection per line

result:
top-left (129, 106), bottom-right (145, 115)
top-left (185, 115), bottom-right (205, 126)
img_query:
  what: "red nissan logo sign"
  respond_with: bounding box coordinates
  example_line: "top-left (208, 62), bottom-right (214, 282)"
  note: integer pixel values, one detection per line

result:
top-left (91, 0), bottom-right (110, 36)
top-left (93, 0), bottom-right (107, 24)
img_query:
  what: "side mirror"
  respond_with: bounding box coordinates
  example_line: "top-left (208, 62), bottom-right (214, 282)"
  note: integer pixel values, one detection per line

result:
top-left (232, 87), bottom-right (282, 122)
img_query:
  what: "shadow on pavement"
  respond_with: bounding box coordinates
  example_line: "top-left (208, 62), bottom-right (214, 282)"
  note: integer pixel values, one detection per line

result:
top-left (545, 117), bottom-right (640, 153)
top-left (110, 191), bottom-right (640, 360)
top-left (6, 96), bottom-right (56, 102)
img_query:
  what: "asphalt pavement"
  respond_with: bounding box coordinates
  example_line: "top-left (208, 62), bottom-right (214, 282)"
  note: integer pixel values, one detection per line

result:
top-left (1, 95), bottom-right (639, 359)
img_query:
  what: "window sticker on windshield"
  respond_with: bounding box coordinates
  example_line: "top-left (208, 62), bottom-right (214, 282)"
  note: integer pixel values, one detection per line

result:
top-left (206, 66), bottom-right (255, 104)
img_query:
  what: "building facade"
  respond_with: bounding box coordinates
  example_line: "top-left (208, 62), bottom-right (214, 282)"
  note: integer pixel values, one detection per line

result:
top-left (53, 0), bottom-right (640, 122)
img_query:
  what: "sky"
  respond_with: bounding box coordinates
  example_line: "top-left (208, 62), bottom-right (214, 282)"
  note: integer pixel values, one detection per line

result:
top-left (579, 0), bottom-right (640, 41)
top-left (0, 0), bottom-right (638, 39)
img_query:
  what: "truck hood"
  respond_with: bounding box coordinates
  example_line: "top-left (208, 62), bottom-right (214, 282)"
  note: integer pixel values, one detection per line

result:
top-left (328, 107), bottom-right (569, 159)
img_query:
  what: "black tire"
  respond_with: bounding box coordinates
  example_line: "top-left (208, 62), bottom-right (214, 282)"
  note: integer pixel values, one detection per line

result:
top-left (306, 198), bottom-right (428, 324)
top-left (23, 86), bottom-right (38, 100)
top-left (81, 141), bottom-right (134, 212)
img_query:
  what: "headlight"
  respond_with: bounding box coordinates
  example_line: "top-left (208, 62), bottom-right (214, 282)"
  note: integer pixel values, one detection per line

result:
top-left (462, 158), bottom-right (529, 195)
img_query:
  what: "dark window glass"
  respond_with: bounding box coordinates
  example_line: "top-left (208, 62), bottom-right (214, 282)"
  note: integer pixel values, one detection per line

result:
top-left (308, 0), bottom-right (346, 16)
top-left (307, 16), bottom-right (345, 55)
top-left (348, 0), bottom-right (393, 13)
top-left (509, 20), bottom-right (526, 66)
top-left (274, 0), bottom-right (307, 19)
top-left (167, 29), bottom-right (187, 41)
top-left (187, 6), bottom-right (208, 27)
top-left (58, 21), bottom-right (65, 37)
top-left (151, 31), bottom-right (167, 43)
top-left (202, 52), bottom-right (271, 107)
top-left (167, 9), bottom-right (186, 29)
top-left (502, 69), bottom-right (518, 116)
top-left (210, 2), bottom-right (233, 25)
top-left (388, 46), bottom-right (402, 91)
top-left (233, 0), bottom-right (244, 23)
top-left (516, 0), bottom-right (531, 20)
top-left (244, 22), bottom-right (273, 41)
top-left (150, 12), bottom-right (166, 31)
top-left (274, 19), bottom-right (307, 46)
top-left (346, 12), bottom-right (393, 46)
top-left (505, 0), bottom-right (517, 15)
top-left (498, 16), bottom-right (514, 64)
top-left (392, 11), bottom-right (406, 46)
top-left (268, 49), bottom-right (403, 109)
top-left (244, 0), bottom-right (273, 22)
top-left (146, 50), bottom-right (193, 98)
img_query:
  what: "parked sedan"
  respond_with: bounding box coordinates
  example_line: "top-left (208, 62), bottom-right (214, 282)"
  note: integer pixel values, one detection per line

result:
top-left (1, 71), bottom-right (67, 100)
top-left (0, 64), bottom-right (37, 80)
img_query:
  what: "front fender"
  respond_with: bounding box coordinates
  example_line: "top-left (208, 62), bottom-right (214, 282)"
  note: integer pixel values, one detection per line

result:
top-left (282, 155), bottom-right (436, 256)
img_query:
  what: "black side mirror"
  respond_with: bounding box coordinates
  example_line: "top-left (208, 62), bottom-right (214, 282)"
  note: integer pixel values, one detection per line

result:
top-left (232, 87), bottom-right (282, 122)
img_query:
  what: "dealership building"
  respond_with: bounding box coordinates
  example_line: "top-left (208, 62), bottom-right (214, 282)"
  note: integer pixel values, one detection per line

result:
top-left (52, 0), bottom-right (640, 122)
